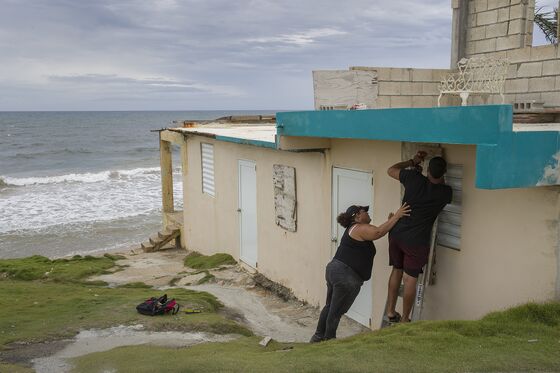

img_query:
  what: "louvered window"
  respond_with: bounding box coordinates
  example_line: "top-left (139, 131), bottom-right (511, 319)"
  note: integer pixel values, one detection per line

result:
top-left (201, 143), bottom-right (215, 197)
top-left (437, 164), bottom-right (462, 250)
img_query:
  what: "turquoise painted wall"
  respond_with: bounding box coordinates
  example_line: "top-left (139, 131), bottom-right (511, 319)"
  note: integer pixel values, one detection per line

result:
top-left (476, 131), bottom-right (560, 189)
top-left (277, 105), bottom-right (511, 145)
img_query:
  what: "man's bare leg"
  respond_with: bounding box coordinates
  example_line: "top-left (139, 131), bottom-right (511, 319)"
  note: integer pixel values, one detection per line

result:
top-left (402, 272), bottom-right (417, 322)
top-left (386, 267), bottom-right (403, 318)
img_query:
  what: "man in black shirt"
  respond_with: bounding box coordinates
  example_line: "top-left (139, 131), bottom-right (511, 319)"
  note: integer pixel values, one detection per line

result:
top-left (385, 151), bottom-right (452, 323)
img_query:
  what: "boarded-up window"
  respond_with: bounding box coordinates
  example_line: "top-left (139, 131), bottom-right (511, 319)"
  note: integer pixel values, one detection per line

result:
top-left (201, 143), bottom-right (215, 197)
top-left (437, 164), bottom-right (462, 250)
top-left (273, 164), bottom-right (297, 232)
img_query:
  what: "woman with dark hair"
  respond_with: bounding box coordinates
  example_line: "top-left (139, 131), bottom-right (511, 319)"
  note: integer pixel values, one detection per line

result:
top-left (310, 202), bottom-right (411, 342)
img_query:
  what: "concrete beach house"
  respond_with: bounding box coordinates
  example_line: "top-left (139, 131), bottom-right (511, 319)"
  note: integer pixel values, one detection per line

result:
top-left (155, 0), bottom-right (560, 329)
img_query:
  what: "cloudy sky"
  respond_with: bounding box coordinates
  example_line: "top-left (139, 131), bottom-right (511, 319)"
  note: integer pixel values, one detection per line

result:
top-left (0, 0), bottom-right (557, 111)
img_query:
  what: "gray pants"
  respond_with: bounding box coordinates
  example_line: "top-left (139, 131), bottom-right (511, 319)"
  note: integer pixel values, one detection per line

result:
top-left (311, 259), bottom-right (363, 341)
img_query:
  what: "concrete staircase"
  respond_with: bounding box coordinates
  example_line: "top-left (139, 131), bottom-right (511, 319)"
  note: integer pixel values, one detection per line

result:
top-left (140, 228), bottom-right (181, 252)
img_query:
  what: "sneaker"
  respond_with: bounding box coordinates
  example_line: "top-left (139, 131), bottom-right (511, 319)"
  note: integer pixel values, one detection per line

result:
top-left (387, 312), bottom-right (401, 324)
top-left (309, 334), bottom-right (323, 343)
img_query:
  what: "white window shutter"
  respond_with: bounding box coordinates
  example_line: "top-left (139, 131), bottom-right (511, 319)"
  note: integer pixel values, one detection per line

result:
top-left (437, 164), bottom-right (462, 250)
top-left (201, 143), bottom-right (215, 196)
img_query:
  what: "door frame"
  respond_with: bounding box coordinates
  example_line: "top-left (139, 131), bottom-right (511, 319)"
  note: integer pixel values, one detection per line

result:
top-left (331, 166), bottom-right (374, 327)
top-left (238, 159), bottom-right (258, 268)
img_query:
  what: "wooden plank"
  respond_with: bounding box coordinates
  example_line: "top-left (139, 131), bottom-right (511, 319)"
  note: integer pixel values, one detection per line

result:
top-left (160, 138), bottom-right (174, 213)
top-left (273, 164), bottom-right (297, 232)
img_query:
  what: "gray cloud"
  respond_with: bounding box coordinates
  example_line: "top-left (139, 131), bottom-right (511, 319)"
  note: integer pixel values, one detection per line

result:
top-left (0, 0), bottom-right (455, 110)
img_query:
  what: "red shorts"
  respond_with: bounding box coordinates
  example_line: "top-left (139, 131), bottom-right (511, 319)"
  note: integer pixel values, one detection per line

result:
top-left (388, 236), bottom-right (429, 278)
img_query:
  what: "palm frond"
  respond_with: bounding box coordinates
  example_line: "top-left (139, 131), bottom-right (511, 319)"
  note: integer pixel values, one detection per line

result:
top-left (534, 5), bottom-right (558, 44)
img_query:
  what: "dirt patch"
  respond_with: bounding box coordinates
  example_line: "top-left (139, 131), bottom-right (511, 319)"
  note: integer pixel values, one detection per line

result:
top-left (0, 340), bottom-right (71, 368)
top-left (89, 248), bottom-right (188, 287)
top-left (31, 325), bottom-right (240, 373)
top-left (92, 248), bottom-right (368, 343)
top-left (253, 273), bottom-right (298, 302)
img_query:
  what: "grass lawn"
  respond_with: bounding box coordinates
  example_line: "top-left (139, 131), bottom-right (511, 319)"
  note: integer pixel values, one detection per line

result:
top-left (3, 255), bottom-right (560, 372)
top-left (72, 302), bottom-right (560, 373)
top-left (0, 255), bottom-right (251, 370)
top-left (184, 251), bottom-right (236, 270)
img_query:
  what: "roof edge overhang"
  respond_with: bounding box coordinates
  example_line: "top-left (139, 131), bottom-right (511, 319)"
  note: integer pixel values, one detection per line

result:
top-left (276, 105), bottom-right (560, 190)
top-left (276, 105), bottom-right (511, 145)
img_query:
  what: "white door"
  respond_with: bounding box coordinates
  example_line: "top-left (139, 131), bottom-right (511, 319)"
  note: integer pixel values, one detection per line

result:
top-left (332, 167), bottom-right (374, 327)
top-left (238, 160), bottom-right (258, 268)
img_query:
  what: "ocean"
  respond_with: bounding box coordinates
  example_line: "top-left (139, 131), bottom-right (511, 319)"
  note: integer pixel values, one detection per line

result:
top-left (0, 111), bottom-right (276, 259)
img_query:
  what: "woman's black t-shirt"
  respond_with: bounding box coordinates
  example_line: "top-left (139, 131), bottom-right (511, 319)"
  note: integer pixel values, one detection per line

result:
top-left (333, 224), bottom-right (376, 281)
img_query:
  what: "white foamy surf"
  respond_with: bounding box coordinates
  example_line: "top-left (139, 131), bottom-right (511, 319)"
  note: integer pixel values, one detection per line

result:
top-left (0, 110), bottom-right (275, 259)
top-left (0, 167), bottom-right (182, 234)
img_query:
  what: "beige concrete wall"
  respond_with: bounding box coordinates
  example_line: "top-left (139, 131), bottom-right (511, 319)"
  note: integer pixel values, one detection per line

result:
top-left (329, 140), bottom-right (559, 324)
top-left (466, 44), bottom-right (560, 107)
top-left (456, 0), bottom-right (560, 107)
top-left (181, 135), bottom-right (559, 328)
top-left (466, 0), bottom-right (535, 56)
top-left (312, 69), bottom-right (378, 110)
top-left (182, 136), bottom-right (331, 305)
top-left (328, 139), bottom-right (404, 327)
top-left (422, 144), bottom-right (560, 320)
top-left (312, 66), bottom-right (460, 110)
top-left (353, 67), bottom-right (459, 108)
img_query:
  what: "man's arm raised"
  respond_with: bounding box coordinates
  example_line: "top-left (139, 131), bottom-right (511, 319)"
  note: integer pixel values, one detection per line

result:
top-left (387, 151), bottom-right (427, 181)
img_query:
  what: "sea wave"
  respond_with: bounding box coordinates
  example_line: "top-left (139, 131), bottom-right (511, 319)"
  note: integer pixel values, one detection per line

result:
top-left (0, 177), bottom-right (9, 188)
top-left (0, 167), bottom-right (163, 187)
top-left (9, 147), bottom-right (95, 159)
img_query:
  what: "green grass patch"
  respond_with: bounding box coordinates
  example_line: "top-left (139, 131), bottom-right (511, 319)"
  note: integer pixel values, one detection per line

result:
top-left (184, 252), bottom-right (236, 270)
top-left (80, 280), bottom-right (109, 287)
top-left (197, 271), bottom-right (215, 284)
top-left (72, 302), bottom-right (560, 373)
top-left (168, 277), bottom-right (181, 286)
top-left (0, 280), bottom-right (250, 347)
top-left (0, 362), bottom-right (34, 372)
top-left (0, 254), bottom-right (119, 283)
top-left (117, 282), bottom-right (152, 289)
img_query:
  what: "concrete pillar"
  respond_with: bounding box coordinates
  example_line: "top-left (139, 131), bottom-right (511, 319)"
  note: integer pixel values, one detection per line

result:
top-left (520, 0), bottom-right (532, 48)
top-left (450, 0), bottom-right (468, 66)
top-left (557, 1), bottom-right (560, 42)
top-left (160, 136), bottom-right (174, 213)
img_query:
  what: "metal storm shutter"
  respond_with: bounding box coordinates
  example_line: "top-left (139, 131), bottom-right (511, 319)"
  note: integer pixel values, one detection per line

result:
top-left (201, 143), bottom-right (215, 196)
top-left (437, 164), bottom-right (462, 250)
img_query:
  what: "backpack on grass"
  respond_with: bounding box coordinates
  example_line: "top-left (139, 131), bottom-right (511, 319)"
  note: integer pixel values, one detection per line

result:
top-left (136, 294), bottom-right (180, 316)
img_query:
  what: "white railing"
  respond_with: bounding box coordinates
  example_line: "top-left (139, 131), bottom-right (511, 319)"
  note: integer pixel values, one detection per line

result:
top-left (438, 56), bottom-right (509, 107)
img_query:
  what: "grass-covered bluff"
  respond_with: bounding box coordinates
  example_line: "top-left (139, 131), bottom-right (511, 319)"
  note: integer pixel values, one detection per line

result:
top-left (0, 253), bottom-right (251, 372)
top-left (1, 253), bottom-right (559, 372)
